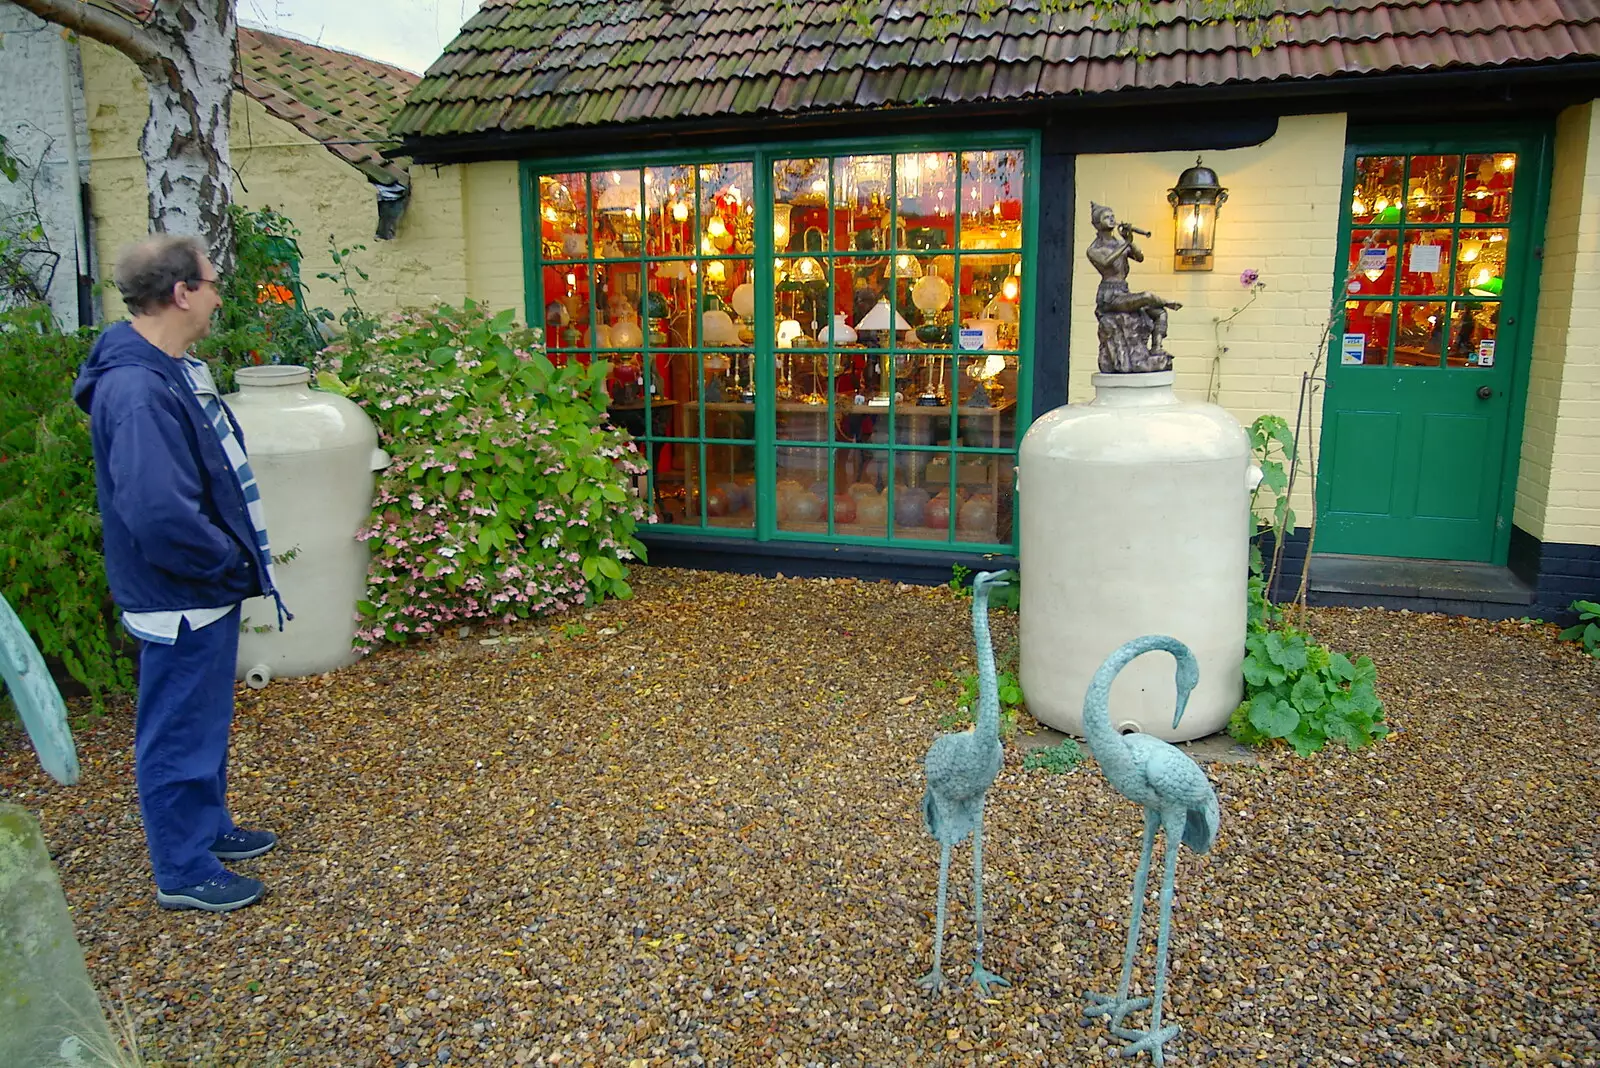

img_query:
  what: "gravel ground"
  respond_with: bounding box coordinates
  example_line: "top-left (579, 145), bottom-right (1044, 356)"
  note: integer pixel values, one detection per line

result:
top-left (3, 568), bottom-right (1599, 1067)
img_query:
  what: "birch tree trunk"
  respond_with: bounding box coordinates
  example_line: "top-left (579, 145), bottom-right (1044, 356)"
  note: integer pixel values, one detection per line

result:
top-left (137, 2), bottom-right (237, 270)
top-left (10, 0), bottom-right (238, 270)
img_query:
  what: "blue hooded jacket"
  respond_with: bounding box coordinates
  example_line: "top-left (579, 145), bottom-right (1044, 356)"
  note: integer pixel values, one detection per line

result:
top-left (73, 322), bottom-right (268, 613)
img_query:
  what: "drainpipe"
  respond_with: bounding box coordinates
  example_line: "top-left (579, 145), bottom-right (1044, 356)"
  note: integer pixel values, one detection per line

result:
top-left (57, 32), bottom-right (90, 328)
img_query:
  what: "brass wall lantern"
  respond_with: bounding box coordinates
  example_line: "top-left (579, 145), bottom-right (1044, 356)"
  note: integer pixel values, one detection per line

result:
top-left (1167, 157), bottom-right (1228, 271)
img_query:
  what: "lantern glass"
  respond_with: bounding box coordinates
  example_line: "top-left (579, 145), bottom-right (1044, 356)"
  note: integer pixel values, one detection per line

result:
top-left (1174, 200), bottom-right (1218, 269)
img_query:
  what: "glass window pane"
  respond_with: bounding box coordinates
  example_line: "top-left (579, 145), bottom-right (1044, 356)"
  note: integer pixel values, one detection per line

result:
top-left (1393, 301), bottom-right (1448, 367)
top-left (776, 253), bottom-right (829, 347)
top-left (1454, 229), bottom-right (1510, 297)
top-left (1350, 155), bottom-right (1404, 226)
top-left (538, 173), bottom-right (589, 259)
top-left (702, 257), bottom-right (751, 332)
top-left (710, 350), bottom-right (757, 411)
top-left (773, 157), bottom-right (830, 253)
top-left (835, 448), bottom-right (889, 537)
top-left (777, 397), bottom-right (828, 445)
top-left (592, 169), bottom-right (642, 259)
top-left (894, 451), bottom-right (945, 541)
top-left (960, 150), bottom-right (1023, 250)
top-left (654, 353), bottom-right (700, 433)
top-left (1340, 301), bottom-right (1391, 367)
top-left (776, 447), bottom-right (830, 533)
top-left (653, 443), bottom-right (699, 526)
top-left (543, 265), bottom-right (590, 350)
top-left (1400, 229), bottom-right (1452, 297)
top-left (1462, 154), bottom-right (1515, 224)
top-left (697, 162), bottom-right (753, 256)
top-left (907, 258), bottom-right (956, 342)
top-left (834, 154), bottom-right (891, 256)
top-left (645, 164), bottom-right (695, 256)
top-left (705, 444), bottom-right (755, 529)
top-left (897, 151), bottom-right (956, 251)
top-left (594, 263), bottom-right (643, 349)
top-left (904, 355), bottom-right (956, 407)
top-left (1346, 231), bottom-right (1398, 297)
top-left (1404, 155), bottom-right (1459, 225)
top-left (1445, 302), bottom-right (1500, 369)
top-left (949, 455), bottom-right (1013, 544)
top-left (646, 261), bottom-right (696, 347)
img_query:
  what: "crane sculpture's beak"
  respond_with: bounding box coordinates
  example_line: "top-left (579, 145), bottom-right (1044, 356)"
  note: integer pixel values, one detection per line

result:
top-left (1172, 684), bottom-right (1195, 731)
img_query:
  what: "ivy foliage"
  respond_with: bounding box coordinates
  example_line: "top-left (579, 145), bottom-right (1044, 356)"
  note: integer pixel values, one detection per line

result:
top-left (0, 306), bottom-right (132, 711)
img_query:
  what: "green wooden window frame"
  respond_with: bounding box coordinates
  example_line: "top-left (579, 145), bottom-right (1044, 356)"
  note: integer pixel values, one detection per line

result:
top-left (520, 131), bottom-right (1040, 554)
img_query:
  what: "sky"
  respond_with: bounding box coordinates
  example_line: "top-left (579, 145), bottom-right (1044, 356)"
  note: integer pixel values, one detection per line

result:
top-left (236, 0), bottom-right (479, 74)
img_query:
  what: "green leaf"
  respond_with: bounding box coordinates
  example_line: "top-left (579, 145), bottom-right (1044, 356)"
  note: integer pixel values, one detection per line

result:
top-left (1248, 693), bottom-right (1298, 739)
top-left (1326, 652), bottom-right (1356, 682)
top-left (1264, 631), bottom-right (1308, 672)
top-left (1289, 673), bottom-right (1325, 713)
top-left (443, 472), bottom-right (462, 500)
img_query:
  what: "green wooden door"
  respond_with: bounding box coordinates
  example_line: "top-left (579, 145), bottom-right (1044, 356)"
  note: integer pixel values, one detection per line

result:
top-left (1317, 130), bottom-right (1548, 562)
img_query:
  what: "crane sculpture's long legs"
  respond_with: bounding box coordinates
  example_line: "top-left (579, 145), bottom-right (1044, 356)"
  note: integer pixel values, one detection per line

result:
top-left (916, 842), bottom-right (953, 993)
top-left (969, 819), bottom-right (1009, 994)
top-left (1111, 813), bottom-right (1185, 1065)
top-left (1084, 809), bottom-right (1160, 1030)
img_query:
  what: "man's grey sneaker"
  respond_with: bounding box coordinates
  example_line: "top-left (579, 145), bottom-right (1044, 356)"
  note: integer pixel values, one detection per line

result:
top-left (211, 827), bottom-right (277, 861)
top-left (156, 870), bottom-right (264, 912)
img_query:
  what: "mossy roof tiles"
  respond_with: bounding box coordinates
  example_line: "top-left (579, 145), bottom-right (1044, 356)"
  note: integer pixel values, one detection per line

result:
top-left (236, 27), bottom-right (417, 185)
top-left (391, 0), bottom-right (1600, 141)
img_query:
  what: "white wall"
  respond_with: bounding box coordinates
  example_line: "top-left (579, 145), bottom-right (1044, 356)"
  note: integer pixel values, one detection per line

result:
top-left (0, 6), bottom-right (94, 327)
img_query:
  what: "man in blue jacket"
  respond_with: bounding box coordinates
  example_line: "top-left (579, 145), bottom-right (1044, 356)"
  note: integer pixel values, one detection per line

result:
top-left (75, 235), bottom-right (289, 912)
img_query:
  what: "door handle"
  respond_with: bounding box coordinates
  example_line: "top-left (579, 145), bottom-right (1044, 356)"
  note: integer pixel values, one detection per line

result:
top-left (1478, 385), bottom-right (1493, 400)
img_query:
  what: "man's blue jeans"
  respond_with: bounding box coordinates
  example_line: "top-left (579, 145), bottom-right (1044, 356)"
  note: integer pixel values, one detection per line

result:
top-left (135, 606), bottom-right (241, 891)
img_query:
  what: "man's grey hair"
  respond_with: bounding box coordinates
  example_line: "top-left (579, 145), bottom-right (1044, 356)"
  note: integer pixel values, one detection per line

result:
top-left (113, 235), bottom-right (208, 315)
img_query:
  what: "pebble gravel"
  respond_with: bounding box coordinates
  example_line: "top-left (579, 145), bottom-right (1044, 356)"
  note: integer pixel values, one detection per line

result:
top-left (3, 568), bottom-right (1598, 1066)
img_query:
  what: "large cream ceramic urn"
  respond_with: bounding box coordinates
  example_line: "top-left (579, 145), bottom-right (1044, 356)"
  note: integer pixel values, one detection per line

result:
top-left (1018, 371), bottom-right (1253, 741)
top-left (226, 366), bottom-right (388, 686)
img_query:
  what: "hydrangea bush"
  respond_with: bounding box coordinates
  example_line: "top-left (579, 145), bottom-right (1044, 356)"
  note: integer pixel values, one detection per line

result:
top-left (317, 302), bottom-right (649, 648)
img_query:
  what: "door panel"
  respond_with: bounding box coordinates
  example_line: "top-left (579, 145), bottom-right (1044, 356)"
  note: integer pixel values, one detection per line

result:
top-left (1326, 410), bottom-right (1399, 516)
top-left (1318, 138), bottom-right (1539, 563)
top-left (1414, 413), bottom-right (1486, 520)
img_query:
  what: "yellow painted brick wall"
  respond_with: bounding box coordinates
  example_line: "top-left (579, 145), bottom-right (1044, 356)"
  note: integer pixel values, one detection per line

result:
top-left (461, 161), bottom-right (526, 316)
top-left (80, 40), bottom-right (469, 321)
top-left (1071, 114), bottom-right (1349, 519)
top-left (1519, 100), bottom-right (1600, 546)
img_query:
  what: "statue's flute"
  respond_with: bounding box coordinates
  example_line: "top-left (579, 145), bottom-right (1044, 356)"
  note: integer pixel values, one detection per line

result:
top-left (1119, 223), bottom-right (1152, 237)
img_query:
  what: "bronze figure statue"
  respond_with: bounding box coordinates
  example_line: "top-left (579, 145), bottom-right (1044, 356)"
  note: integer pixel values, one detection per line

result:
top-left (1088, 203), bottom-right (1183, 373)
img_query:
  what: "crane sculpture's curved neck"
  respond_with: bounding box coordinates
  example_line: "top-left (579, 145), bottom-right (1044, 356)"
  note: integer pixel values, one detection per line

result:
top-left (973, 577), bottom-right (1000, 744)
top-left (1081, 635), bottom-right (1193, 781)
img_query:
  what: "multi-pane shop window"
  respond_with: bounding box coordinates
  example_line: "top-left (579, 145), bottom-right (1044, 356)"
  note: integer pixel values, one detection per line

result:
top-left (531, 143), bottom-right (1029, 550)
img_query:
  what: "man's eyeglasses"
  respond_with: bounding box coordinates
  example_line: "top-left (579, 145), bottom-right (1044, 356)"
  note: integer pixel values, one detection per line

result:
top-left (187, 276), bottom-right (225, 292)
